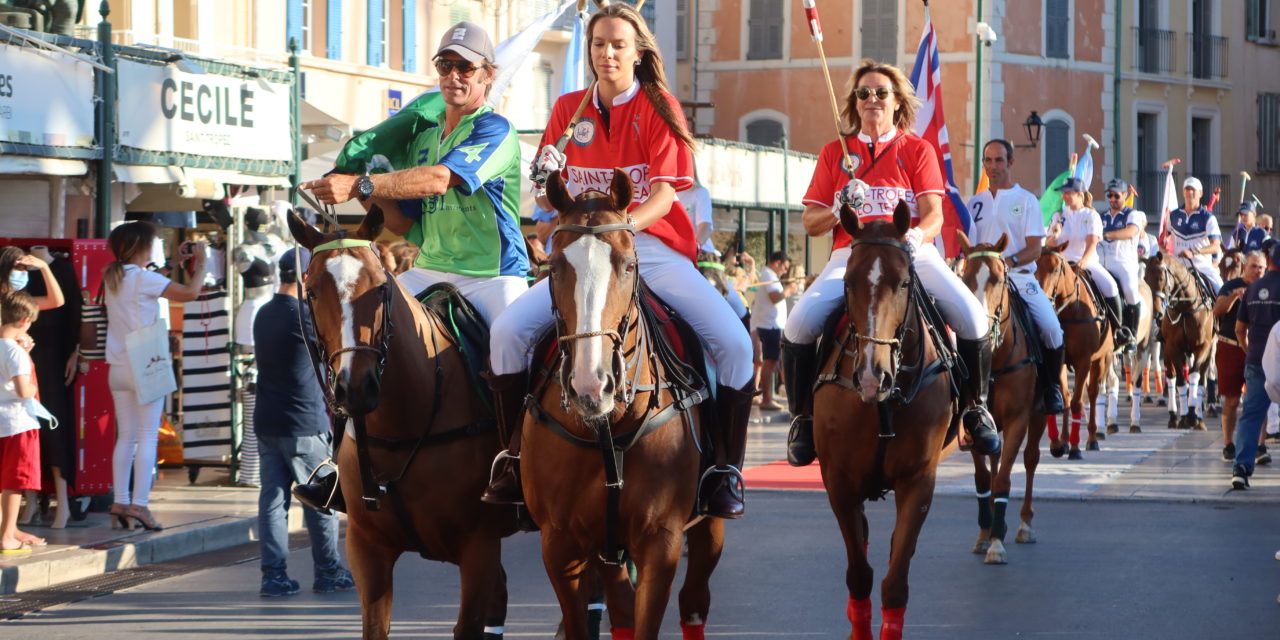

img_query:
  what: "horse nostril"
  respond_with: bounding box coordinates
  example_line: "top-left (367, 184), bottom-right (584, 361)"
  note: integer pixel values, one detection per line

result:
top-left (601, 373), bottom-right (615, 395)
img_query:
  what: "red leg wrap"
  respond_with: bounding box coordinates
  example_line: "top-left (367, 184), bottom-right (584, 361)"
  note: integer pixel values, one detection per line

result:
top-left (680, 622), bottom-right (705, 640)
top-left (611, 628), bottom-right (635, 640)
top-left (1046, 414), bottom-right (1059, 441)
top-left (1070, 411), bottom-right (1082, 446)
top-left (847, 596), bottom-right (873, 640)
top-left (879, 606), bottom-right (906, 640)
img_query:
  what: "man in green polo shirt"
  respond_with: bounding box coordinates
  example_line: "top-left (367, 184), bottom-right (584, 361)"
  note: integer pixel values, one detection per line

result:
top-left (301, 20), bottom-right (528, 326)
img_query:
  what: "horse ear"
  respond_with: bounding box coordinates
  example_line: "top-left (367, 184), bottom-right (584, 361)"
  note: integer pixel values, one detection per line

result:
top-left (838, 203), bottom-right (860, 237)
top-left (610, 168), bottom-right (634, 213)
top-left (893, 200), bottom-right (911, 236)
top-left (994, 233), bottom-right (1009, 253)
top-left (287, 211), bottom-right (324, 250)
top-left (1056, 240), bottom-right (1070, 255)
top-left (546, 170), bottom-right (573, 214)
top-left (355, 204), bottom-right (385, 241)
top-left (956, 229), bottom-right (972, 254)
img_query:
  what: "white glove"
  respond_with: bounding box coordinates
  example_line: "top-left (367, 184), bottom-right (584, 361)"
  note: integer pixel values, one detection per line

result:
top-left (904, 227), bottom-right (924, 251)
top-left (836, 178), bottom-right (869, 212)
top-left (530, 144), bottom-right (567, 191)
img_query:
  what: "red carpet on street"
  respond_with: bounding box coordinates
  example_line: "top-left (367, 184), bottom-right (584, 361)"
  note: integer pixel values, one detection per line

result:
top-left (743, 459), bottom-right (826, 490)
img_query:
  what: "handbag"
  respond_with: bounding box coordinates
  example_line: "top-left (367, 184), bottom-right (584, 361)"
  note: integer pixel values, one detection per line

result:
top-left (125, 319), bottom-right (177, 404)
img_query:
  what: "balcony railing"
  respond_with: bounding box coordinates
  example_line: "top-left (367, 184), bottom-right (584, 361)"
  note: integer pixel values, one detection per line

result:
top-left (1187, 33), bottom-right (1229, 80)
top-left (1131, 170), bottom-right (1234, 221)
top-left (1197, 173), bottom-right (1232, 211)
top-left (1131, 170), bottom-right (1170, 214)
top-left (1132, 27), bottom-right (1177, 74)
top-left (72, 27), bottom-right (287, 66)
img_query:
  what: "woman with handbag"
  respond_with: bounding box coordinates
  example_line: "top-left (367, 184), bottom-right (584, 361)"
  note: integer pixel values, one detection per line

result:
top-left (103, 222), bottom-right (205, 530)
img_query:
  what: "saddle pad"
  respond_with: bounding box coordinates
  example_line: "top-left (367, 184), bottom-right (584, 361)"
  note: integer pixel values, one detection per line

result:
top-left (418, 283), bottom-right (492, 408)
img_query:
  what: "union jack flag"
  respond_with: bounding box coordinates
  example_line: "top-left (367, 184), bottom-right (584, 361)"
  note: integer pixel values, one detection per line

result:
top-left (909, 15), bottom-right (971, 258)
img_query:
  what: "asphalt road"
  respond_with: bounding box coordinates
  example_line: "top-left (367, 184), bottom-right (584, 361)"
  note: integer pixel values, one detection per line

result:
top-left (5, 490), bottom-right (1279, 639)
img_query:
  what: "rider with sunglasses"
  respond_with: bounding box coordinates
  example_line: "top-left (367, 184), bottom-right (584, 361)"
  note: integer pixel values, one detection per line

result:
top-left (1099, 178), bottom-right (1145, 348)
top-left (781, 60), bottom-right (1002, 465)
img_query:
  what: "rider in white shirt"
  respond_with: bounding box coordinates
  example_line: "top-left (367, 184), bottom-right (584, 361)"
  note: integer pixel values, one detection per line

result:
top-left (964, 139), bottom-right (1064, 412)
top-left (1168, 176), bottom-right (1223, 295)
top-left (1050, 178), bottom-right (1126, 342)
top-left (1098, 178), bottom-right (1145, 347)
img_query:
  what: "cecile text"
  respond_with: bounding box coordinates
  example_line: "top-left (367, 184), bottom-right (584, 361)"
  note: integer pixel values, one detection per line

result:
top-left (160, 78), bottom-right (254, 127)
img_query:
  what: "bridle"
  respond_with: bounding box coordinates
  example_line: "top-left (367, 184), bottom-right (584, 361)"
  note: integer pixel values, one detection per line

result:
top-left (548, 220), bottom-right (642, 410)
top-left (965, 250), bottom-right (1009, 348)
top-left (845, 237), bottom-right (915, 392)
top-left (1150, 256), bottom-right (1208, 326)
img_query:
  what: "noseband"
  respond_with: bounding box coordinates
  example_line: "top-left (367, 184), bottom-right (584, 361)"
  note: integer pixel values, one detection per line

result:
top-left (966, 250), bottom-right (1009, 348)
top-left (846, 237), bottom-right (915, 388)
top-left (549, 221), bottom-right (641, 409)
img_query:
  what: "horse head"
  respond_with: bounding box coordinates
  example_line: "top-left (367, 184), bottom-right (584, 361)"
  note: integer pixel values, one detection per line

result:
top-left (1220, 248), bottom-right (1244, 283)
top-left (838, 199), bottom-right (913, 403)
top-left (288, 207), bottom-right (390, 416)
top-left (697, 251), bottom-right (729, 297)
top-left (1144, 251), bottom-right (1190, 322)
top-left (959, 231), bottom-right (1010, 320)
top-left (544, 168), bottom-right (638, 420)
top-left (1035, 240), bottom-right (1072, 307)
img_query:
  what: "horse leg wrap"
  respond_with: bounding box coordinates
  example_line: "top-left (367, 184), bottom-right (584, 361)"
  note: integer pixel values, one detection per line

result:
top-left (482, 622), bottom-right (504, 640)
top-left (587, 601), bottom-right (605, 639)
top-left (1177, 385), bottom-right (1190, 416)
top-left (975, 488), bottom-right (992, 530)
top-left (991, 493), bottom-right (1010, 540)
top-left (610, 627), bottom-right (635, 640)
top-left (680, 622), bottom-right (706, 640)
top-left (847, 597), bottom-right (873, 640)
top-left (1124, 366), bottom-right (1133, 394)
top-left (1187, 372), bottom-right (1202, 412)
top-left (1107, 390), bottom-right (1119, 423)
top-left (1070, 411), bottom-right (1082, 446)
top-left (1130, 393), bottom-right (1141, 425)
top-left (879, 606), bottom-right (906, 640)
top-left (1046, 414), bottom-right (1059, 442)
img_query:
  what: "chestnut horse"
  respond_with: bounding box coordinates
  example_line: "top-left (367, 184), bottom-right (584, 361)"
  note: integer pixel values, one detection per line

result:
top-left (288, 209), bottom-right (515, 640)
top-left (814, 202), bottom-right (956, 640)
top-left (523, 170), bottom-right (724, 640)
top-left (958, 232), bottom-right (1046, 564)
top-left (1144, 253), bottom-right (1216, 430)
top-left (1036, 242), bottom-right (1115, 459)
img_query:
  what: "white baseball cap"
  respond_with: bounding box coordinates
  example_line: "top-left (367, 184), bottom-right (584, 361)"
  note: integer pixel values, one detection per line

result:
top-left (1183, 177), bottom-right (1203, 191)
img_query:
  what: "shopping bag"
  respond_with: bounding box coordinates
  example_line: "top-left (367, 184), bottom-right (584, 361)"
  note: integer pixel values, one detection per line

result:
top-left (125, 319), bottom-right (176, 404)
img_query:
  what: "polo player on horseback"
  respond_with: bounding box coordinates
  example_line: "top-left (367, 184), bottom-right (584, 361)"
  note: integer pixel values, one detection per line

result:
top-left (1048, 177), bottom-right (1127, 344)
top-left (1169, 176), bottom-right (1224, 296)
top-left (296, 21), bottom-right (528, 512)
top-left (1099, 178), bottom-right (1146, 349)
top-left (781, 60), bottom-right (1003, 464)
top-left (965, 139), bottom-right (1066, 413)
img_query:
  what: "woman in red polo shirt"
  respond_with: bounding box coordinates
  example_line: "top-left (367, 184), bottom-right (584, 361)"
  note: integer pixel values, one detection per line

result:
top-left (779, 60), bottom-right (1000, 465)
top-left (485, 3), bottom-right (753, 519)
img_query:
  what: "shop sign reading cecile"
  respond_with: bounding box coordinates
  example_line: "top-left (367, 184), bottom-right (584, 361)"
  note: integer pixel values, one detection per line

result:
top-left (117, 60), bottom-right (292, 162)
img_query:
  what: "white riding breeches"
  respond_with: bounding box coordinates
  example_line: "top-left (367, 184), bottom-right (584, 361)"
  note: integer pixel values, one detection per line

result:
top-left (489, 234), bottom-right (753, 388)
top-left (1102, 259), bottom-right (1141, 305)
top-left (397, 267), bottom-right (529, 327)
top-left (1082, 261), bottom-right (1119, 298)
top-left (1010, 271), bottom-right (1064, 348)
top-left (1190, 261), bottom-right (1223, 295)
top-left (782, 243), bottom-right (989, 345)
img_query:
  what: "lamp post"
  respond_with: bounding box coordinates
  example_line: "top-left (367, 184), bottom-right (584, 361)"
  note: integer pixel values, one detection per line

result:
top-left (1021, 111), bottom-right (1044, 149)
top-left (972, 0), bottom-right (984, 192)
top-left (94, 0), bottom-right (115, 238)
top-left (289, 37), bottom-right (301, 205)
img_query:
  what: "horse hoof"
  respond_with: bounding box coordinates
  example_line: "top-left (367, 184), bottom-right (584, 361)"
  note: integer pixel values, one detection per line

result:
top-left (1194, 419), bottom-right (1207, 431)
top-left (1157, 398), bottom-right (1167, 407)
top-left (1168, 416), bottom-right (1180, 430)
top-left (1049, 443), bottom-right (1067, 458)
top-left (1129, 425), bottom-right (1142, 434)
top-left (1107, 423), bottom-right (1119, 435)
top-left (1087, 440), bottom-right (1101, 451)
top-left (1068, 449), bottom-right (1084, 460)
top-left (1015, 522), bottom-right (1036, 544)
top-left (1096, 431), bottom-right (1107, 441)
top-left (972, 534), bottom-right (991, 554)
top-left (984, 539), bottom-right (1008, 565)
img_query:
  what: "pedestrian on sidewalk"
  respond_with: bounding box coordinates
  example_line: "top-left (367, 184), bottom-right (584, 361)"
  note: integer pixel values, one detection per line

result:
top-left (1231, 240), bottom-right (1280, 489)
top-left (0, 291), bottom-right (45, 552)
top-left (253, 247), bottom-right (353, 597)
top-left (750, 252), bottom-right (796, 411)
top-left (1215, 251), bottom-right (1266, 462)
top-left (104, 222), bottom-right (206, 531)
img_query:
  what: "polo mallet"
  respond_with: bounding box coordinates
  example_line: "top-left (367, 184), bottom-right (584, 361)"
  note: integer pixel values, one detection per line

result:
top-left (1253, 194), bottom-right (1265, 210)
top-left (1240, 171), bottom-right (1252, 204)
top-left (1082, 133), bottom-right (1100, 150)
top-left (801, 0), bottom-right (855, 175)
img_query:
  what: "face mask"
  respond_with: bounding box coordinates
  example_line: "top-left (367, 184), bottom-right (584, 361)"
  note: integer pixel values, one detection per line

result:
top-left (8, 270), bottom-right (28, 290)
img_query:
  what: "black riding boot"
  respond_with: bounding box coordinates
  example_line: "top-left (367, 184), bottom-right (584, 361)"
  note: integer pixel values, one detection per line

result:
top-left (1039, 345), bottom-right (1066, 414)
top-left (293, 420), bottom-right (348, 515)
top-left (957, 333), bottom-right (1001, 456)
top-left (699, 383), bottom-right (753, 519)
top-left (481, 370), bottom-right (529, 505)
top-left (780, 339), bottom-right (818, 467)
top-left (1122, 303), bottom-right (1140, 348)
top-left (1106, 296), bottom-right (1130, 345)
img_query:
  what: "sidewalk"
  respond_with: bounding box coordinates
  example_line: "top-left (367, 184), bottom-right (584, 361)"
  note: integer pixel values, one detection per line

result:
top-left (0, 467), bottom-right (306, 595)
top-left (4, 402), bottom-right (1276, 596)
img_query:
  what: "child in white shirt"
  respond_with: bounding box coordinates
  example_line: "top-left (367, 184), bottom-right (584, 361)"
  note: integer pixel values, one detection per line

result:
top-left (0, 291), bottom-right (42, 553)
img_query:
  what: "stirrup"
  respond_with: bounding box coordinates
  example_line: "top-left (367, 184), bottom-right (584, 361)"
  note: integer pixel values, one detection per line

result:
top-left (696, 465), bottom-right (746, 518)
top-left (487, 449), bottom-right (519, 485)
top-left (299, 458), bottom-right (342, 514)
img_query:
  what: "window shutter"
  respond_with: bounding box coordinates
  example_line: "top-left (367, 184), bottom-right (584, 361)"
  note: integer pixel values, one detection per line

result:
top-left (367, 0), bottom-right (384, 66)
top-left (676, 0), bottom-right (687, 60)
top-left (1046, 0), bottom-right (1069, 58)
top-left (403, 0), bottom-right (417, 72)
top-left (746, 119), bottom-right (785, 147)
top-left (287, 0), bottom-right (303, 50)
top-left (327, 0), bottom-right (343, 60)
top-left (747, 0), bottom-right (764, 59)
top-left (1044, 119), bottom-right (1070, 188)
top-left (766, 0), bottom-right (783, 58)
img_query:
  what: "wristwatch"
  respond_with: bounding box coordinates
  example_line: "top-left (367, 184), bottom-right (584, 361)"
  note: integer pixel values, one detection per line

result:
top-left (1009, 255), bottom-right (1020, 266)
top-left (356, 175), bottom-right (375, 201)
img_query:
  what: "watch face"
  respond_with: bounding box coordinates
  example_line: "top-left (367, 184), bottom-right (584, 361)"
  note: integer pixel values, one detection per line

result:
top-left (359, 176), bottom-right (374, 199)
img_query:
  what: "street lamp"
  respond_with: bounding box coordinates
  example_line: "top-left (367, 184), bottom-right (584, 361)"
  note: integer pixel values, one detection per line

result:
top-left (1019, 111), bottom-right (1044, 149)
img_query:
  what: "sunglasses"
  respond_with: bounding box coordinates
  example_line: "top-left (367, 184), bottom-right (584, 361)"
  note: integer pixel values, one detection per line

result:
top-left (854, 87), bottom-right (895, 101)
top-left (434, 58), bottom-right (478, 77)
top-left (1106, 193), bottom-right (1123, 199)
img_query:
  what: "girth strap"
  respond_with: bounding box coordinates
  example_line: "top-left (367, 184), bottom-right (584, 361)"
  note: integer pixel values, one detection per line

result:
top-left (364, 418), bottom-right (496, 450)
top-left (525, 389), bottom-right (706, 451)
top-left (352, 414), bottom-right (384, 511)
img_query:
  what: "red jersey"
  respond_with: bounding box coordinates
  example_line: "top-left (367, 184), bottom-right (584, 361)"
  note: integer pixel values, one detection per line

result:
top-left (540, 82), bottom-right (697, 261)
top-left (801, 130), bottom-right (945, 250)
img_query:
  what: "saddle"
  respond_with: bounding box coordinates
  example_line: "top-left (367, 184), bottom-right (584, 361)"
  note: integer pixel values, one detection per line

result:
top-left (1000, 280), bottom-right (1043, 369)
top-left (1071, 264), bottom-right (1117, 327)
top-left (1186, 267), bottom-right (1218, 306)
top-left (418, 282), bottom-right (493, 410)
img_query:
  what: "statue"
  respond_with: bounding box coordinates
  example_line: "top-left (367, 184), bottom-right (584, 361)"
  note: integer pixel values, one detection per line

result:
top-left (2, 0), bottom-right (85, 37)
